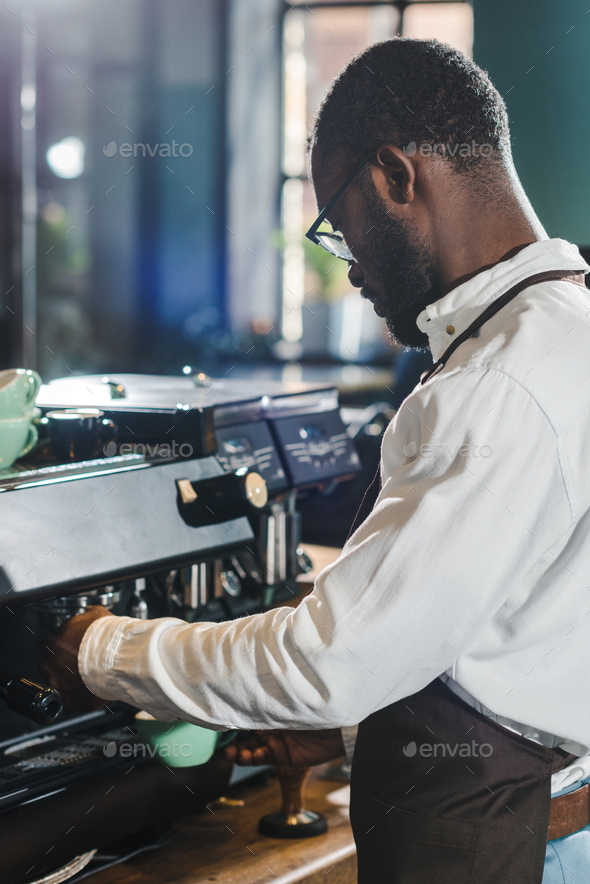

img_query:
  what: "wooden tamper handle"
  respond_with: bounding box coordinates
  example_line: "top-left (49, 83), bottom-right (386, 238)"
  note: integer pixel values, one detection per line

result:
top-left (258, 765), bottom-right (328, 839)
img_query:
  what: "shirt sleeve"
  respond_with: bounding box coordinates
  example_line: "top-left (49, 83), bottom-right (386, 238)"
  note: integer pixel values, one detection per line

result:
top-left (79, 366), bottom-right (572, 730)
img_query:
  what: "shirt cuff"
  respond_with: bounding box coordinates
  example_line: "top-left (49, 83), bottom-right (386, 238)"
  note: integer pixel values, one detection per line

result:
top-left (78, 614), bottom-right (202, 722)
top-left (341, 724), bottom-right (358, 765)
top-left (79, 614), bottom-right (133, 702)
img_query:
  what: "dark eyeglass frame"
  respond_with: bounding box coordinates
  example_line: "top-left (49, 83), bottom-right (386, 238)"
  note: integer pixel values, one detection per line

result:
top-left (305, 151), bottom-right (375, 261)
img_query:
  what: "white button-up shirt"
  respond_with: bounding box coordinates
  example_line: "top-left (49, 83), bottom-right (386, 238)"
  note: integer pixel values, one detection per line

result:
top-left (80, 238), bottom-right (590, 794)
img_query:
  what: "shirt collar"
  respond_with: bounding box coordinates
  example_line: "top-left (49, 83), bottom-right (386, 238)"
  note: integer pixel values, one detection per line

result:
top-left (416, 239), bottom-right (590, 361)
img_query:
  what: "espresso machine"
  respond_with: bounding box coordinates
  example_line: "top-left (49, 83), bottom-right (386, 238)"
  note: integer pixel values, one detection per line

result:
top-left (0, 373), bottom-right (360, 884)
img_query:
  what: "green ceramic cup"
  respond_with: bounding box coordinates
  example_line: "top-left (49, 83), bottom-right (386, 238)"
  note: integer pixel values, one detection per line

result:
top-left (0, 369), bottom-right (41, 419)
top-left (0, 408), bottom-right (40, 470)
top-left (134, 712), bottom-right (237, 768)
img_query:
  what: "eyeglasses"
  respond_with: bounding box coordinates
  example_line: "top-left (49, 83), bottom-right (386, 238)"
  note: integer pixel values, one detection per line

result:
top-left (305, 152), bottom-right (374, 261)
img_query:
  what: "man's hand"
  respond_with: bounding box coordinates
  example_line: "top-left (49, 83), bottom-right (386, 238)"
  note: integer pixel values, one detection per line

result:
top-left (39, 606), bottom-right (113, 712)
top-left (222, 728), bottom-right (345, 768)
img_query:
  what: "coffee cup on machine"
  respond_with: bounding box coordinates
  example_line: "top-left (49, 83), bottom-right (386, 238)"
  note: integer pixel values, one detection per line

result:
top-left (0, 369), bottom-right (41, 419)
top-left (45, 409), bottom-right (117, 463)
top-left (0, 408), bottom-right (40, 471)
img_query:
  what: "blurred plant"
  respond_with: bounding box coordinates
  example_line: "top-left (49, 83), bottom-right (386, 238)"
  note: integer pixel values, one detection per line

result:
top-left (273, 229), bottom-right (349, 300)
top-left (38, 202), bottom-right (91, 278)
top-left (302, 236), bottom-right (349, 300)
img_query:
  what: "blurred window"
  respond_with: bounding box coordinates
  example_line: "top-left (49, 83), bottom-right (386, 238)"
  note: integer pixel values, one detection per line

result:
top-left (281, 1), bottom-right (473, 361)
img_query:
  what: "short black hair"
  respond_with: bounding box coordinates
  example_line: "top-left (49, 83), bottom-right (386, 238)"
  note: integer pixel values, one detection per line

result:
top-left (309, 38), bottom-right (510, 181)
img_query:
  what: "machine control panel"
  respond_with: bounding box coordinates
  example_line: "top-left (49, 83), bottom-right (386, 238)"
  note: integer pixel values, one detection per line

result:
top-left (270, 410), bottom-right (361, 487)
top-left (215, 421), bottom-right (287, 493)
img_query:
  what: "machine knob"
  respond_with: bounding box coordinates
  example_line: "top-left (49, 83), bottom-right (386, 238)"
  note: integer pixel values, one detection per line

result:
top-left (177, 469), bottom-right (268, 527)
top-left (220, 569), bottom-right (241, 597)
top-left (0, 670), bottom-right (63, 724)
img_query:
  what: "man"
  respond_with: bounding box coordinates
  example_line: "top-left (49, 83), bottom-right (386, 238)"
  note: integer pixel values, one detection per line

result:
top-left (42, 39), bottom-right (590, 883)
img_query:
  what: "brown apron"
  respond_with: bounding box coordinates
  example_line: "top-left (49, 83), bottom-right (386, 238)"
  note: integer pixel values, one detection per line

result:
top-left (350, 678), bottom-right (576, 884)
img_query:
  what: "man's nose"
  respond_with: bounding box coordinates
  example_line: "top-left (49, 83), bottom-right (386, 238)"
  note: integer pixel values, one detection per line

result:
top-left (348, 260), bottom-right (364, 288)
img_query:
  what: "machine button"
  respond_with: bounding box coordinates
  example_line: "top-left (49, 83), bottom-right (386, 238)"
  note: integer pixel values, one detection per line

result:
top-left (177, 478), bottom-right (198, 503)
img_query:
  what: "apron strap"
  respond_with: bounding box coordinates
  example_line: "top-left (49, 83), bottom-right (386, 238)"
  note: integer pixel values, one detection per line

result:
top-left (421, 269), bottom-right (586, 385)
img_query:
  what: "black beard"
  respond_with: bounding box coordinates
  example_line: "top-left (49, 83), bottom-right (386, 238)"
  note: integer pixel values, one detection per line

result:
top-left (357, 183), bottom-right (441, 349)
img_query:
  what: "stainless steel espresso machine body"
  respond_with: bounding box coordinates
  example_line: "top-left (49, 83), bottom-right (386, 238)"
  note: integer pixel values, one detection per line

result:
top-left (0, 374), bottom-right (360, 884)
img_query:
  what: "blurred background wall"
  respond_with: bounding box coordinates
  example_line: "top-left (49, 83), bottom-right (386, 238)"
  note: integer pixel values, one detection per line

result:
top-left (1, 0), bottom-right (229, 378)
top-left (6, 1), bottom-right (582, 386)
top-left (473, 0), bottom-right (590, 251)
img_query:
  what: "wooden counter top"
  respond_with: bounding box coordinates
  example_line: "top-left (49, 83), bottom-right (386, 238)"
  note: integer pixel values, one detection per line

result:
top-left (89, 766), bottom-right (356, 884)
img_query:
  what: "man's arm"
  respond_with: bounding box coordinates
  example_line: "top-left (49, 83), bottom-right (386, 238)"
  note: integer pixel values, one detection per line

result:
top-left (42, 367), bottom-right (571, 731)
top-left (40, 605), bottom-right (113, 712)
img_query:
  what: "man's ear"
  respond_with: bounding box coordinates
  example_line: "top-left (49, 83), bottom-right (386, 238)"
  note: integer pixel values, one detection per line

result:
top-left (372, 144), bottom-right (416, 205)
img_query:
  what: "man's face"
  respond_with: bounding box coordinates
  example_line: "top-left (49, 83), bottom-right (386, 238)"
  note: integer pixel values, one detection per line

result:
top-left (311, 151), bottom-right (442, 349)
